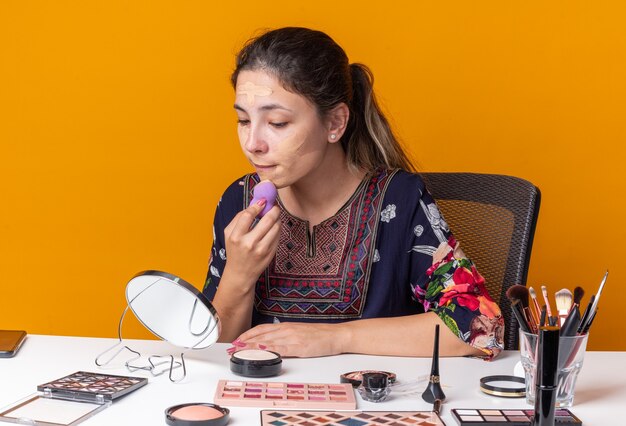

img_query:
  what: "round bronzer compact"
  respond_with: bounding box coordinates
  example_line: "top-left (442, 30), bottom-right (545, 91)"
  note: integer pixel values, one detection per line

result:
top-left (230, 349), bottom-right (282, 377)
top-left (165, 403), bottom-right (230, 426)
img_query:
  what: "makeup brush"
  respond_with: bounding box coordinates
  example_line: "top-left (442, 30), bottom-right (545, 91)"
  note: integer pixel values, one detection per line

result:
top-left (506, 287), bottom-right (532, 333)
top-left (528, 287), bottom-right (542, 326)
top-left (432, 399), bottom-right (442, 416)
top-left (422, 325), bottom-right (446, 403)
top-left (533, 325), bottom-right (560, 426)
top-left (581, 308), bottom-right (599, 334)
top-left (507, 285), bottom-right (537, 332)
top-left (578, 270), bottom-right (609, 334)
top-left (572, 286), bottom-right (585, 313)
top-left (561, 287), bottom-right (584, 336)
top-left (539, 305), bottom-right (547, 327)
top-left (510, 300), bottom-right (531, 333)
top-left (577, 295), bottom-right (595, 334)
top-left (540, 286), bottom-right (555, 324)
top-left (555, 288), bottom-right (573, 326)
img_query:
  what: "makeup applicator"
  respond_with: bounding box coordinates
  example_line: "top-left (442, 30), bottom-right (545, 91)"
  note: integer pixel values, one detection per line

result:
top-left (506, 285), bottom-right (534, 333)
top-left (250, 180), bottom-right (277, 218)
top-left (578, 270), bottom-right (609, 334)
top-left (528, 287), bottom-right (542, 326)
top-left (540, 286), bottom-right (556, 326)
top-left (422, 324), bottom-right (446, 403)
top-left (555, 288), bottom-right (573, 326)
top-left (560, 287), bottom-right (584, 336)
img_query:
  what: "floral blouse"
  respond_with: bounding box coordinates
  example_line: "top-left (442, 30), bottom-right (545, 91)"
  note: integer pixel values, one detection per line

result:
top-left (203, 169), bottom-right (504, 359)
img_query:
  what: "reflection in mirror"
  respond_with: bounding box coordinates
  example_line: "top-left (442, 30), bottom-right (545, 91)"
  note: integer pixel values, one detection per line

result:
top-left (126, 271), bottom-right (220, 349)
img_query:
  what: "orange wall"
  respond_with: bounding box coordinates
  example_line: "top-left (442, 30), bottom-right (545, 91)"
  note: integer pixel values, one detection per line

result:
top-left (1, 1), bottom-right (624, 350)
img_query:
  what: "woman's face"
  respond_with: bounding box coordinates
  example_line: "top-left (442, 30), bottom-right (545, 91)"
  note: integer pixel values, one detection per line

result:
top-left (234, 69), bottom-right (334, 188)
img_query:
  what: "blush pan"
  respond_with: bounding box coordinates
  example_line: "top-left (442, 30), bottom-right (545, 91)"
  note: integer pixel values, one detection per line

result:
top-left (165, 403), bottom-right (229, 426)
top-left (214, 380), bottom-right (356, 409)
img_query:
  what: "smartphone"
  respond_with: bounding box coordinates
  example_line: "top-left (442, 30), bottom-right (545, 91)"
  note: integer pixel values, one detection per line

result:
top-left (0, 330), bottom-right (27, 358)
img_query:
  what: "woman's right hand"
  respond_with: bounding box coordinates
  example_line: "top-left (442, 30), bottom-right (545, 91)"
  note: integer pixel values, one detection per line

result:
top-left (222, 199), bottom-right (281, 291)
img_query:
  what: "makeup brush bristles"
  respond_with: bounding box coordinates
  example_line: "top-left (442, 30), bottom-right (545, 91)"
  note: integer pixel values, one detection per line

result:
top-left (555, 288), bottom-right (573, 326)
top-left (507, 285), bottom-right (529, 306)
top-left (555, 289), bottom-right (573, 313)
top-left (528, 287), bottom-right (542, 325)
top-left (506, 285), bottom-right (536, 332)
top-left (540, 285), bottom-right (554, 320)
top-left (573, 286), bottom-right (584, 307)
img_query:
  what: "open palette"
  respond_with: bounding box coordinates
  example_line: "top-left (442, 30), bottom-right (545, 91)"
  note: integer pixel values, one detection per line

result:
top-left (0, 371), bottom-right (147, 426)
top-left (37, 371), bottom-right (147, 400)
top-left (261, 410), bottom-right (445, 426)
top-left (214, 380), bottom-right (356, 409)
top-left (451, 408), bottom-right (582, 425)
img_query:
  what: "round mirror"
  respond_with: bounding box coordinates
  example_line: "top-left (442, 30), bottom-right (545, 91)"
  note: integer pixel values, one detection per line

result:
top-left (126, 270), bottom-right (220, 349)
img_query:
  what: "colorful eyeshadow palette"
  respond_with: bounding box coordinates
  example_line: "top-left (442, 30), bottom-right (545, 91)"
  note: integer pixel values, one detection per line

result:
top-left (260, 410), bottom-right (446, 426)
top-left (451, 408), bottom-right (582, 425)
top-left (214, 380), bottom-right (356, 409)
top-left (37, 371), bottom-right (148, 402)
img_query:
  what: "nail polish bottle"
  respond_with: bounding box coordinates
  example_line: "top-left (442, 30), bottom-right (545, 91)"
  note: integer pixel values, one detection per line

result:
top-left (358, 372), bottom-right (390, 403)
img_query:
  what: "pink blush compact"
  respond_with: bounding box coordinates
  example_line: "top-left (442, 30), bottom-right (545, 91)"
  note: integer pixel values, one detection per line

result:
top-left (165, 403), bottom-right (229, 426)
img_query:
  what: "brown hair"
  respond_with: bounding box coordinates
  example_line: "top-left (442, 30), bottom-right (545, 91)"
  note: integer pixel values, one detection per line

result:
top-left (232, 27), bottom-right (415, 173)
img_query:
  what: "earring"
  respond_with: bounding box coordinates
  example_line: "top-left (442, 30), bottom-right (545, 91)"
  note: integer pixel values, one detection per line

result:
top-left (330, 134), bottom-right (337, 140)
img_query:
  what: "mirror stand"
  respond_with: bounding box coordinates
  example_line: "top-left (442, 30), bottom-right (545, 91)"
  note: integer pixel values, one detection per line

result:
top-left (94, 270), bottom-right (221, 382)
top-left (94, 303), bottom-right (188, 383)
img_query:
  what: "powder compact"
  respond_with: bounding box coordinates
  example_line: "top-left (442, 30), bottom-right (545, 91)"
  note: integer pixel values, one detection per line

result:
top-left (230, 349), bottom-right (282, 377)
top-left (479, 375), bottom-right (526, 398)
top-left (165, 403), bottom-right (230, 426)
top-left (0, 371), bottom-right (147, 426)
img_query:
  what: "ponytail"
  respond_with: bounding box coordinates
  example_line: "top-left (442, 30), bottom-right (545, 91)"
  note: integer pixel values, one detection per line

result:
top-left (344, 63), bottom-right (416, 173)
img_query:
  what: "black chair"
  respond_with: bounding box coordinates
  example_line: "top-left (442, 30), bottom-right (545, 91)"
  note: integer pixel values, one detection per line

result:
top-left (421, 172), bottom-right (541, 350)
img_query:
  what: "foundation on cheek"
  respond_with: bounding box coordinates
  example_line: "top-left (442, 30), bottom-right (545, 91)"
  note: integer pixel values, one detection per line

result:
top-left (237, 81), bottom-right (273, 106)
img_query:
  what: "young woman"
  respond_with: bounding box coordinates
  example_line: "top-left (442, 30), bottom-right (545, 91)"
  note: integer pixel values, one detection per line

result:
top-left (203, 27), bottom-right (504, 359)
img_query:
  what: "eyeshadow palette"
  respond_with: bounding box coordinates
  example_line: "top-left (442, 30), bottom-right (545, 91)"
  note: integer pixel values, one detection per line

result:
top-left (0, 371), bottom-right (147, 426)
top-left (214, 380), bottom-right (356, 409)
top-left (452, 408), bottom-right (582, 425)
top-left (37, 371), bottom-right (148, 402)
top-left (261, 410), bottom-right (446, 426)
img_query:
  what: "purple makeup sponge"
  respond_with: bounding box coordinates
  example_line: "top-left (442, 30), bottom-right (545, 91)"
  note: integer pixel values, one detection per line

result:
top-left (250, 180), bottom-right (277, 217)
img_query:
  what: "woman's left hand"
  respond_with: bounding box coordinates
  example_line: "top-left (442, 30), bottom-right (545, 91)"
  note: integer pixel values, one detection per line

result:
top-left (228, 322), bottom-right (349, 358)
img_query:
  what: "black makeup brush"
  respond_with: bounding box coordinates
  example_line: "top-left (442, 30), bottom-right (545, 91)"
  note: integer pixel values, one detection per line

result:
top-left (539, 305), bottom-right (547, 327)
top-left (506, 286), bottom-right (534, 333)
top-left (533, 326), bottom-right (560, 426)
top-left (577, 295), bottom-right (595, 334)
top-left (581, 308), bottom-right (598, 334)
top-left (432, 399), bottom-right (442, 416)
top-left (561, 287), bottom-right (584, 336)
top-left (422, 324), bottom-right (446, 403)
top-left (510, 285), bottom-right (537, 331)
top-left (510, 300), bottom-right (531, 333)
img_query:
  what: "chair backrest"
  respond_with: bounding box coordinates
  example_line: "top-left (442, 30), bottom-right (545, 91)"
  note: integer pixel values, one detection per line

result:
top-left (421, 172), bottom-right (541, 350)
